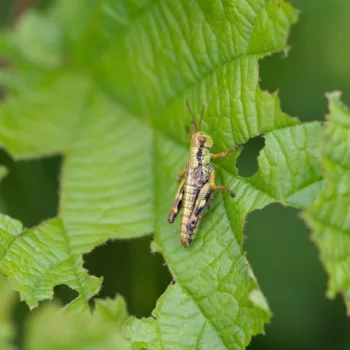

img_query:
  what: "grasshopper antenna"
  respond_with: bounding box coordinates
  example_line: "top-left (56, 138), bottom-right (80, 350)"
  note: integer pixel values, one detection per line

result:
top-left (186, 101), bottom-right (198, 131)
top-left (199, 105), bottom-right (205, 131)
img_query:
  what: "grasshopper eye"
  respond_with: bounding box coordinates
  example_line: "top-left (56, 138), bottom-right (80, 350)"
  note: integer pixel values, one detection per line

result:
top-left (198, 135), bottom-right (207, 145)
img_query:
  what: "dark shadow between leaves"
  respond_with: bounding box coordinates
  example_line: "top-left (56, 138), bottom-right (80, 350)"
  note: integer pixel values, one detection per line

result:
top-left (84, 236), bottom-right (172, 318)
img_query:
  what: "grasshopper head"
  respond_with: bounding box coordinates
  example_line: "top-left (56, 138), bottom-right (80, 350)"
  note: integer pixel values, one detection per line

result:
top-left (185, 101), bottom-right (212, 147)
top-left (191, 132), bottom-right (213, 148)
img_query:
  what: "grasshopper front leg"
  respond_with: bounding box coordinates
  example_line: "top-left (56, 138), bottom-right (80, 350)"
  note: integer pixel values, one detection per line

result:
top-left (168, 178), bottom-right (185, 223)
top-left (211, 144), bottom-right (241, 159)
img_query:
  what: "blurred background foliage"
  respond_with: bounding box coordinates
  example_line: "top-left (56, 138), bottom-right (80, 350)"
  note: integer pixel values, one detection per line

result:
top-left (0, 0), bottom-right (349, 349)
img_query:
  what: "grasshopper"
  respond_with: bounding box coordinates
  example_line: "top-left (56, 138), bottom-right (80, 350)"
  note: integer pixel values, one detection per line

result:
top-left (168, 102), bottom-right (241, 247)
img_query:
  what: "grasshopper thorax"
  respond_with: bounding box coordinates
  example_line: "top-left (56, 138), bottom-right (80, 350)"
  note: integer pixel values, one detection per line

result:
top-left (190, 132), bottom-right (213, 148)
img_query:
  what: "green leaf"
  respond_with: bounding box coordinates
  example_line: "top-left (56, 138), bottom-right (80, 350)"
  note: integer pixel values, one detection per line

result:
top-left (5, 9), bottom-right (63, 68)
top-left (0, 214), bottom-right (101, 309)
top-left (0, 273), bottom-right (129, 350)
top-left (0, 71), bottom-right (91, 159)
top-left (303, 92), bottom-right (350, 314)
top-left (0, 0), bottom-right (325, 348)
top-left (0, 274), bottom-right (15, 350)
top-left (123, 317), bottom-right (161, 350)
top-left (26, 295), bottom-right (130, 350)
top-left (60, 92), bottom-right (154, 247)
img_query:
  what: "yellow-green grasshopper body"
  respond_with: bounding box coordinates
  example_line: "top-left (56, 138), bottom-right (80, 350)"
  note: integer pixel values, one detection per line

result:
top-left (168, 102), bottom-right (241, 247)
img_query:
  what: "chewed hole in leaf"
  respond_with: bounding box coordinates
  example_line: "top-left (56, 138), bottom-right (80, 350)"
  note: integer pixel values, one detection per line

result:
top-left (53, 284), bottom-right (79, 305)
top-left (236, 135), bottom-right (265, 178)
top-left (84, 236), bottom-right (171, 317)
top-left (0, 150), bottom-right (60, 226)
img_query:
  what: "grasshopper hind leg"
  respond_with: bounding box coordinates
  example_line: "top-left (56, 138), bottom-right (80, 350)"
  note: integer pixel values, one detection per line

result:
top-left (187, 183), bottom-right (213, 232)
top-left (168, 179), bottom-right (185, 223)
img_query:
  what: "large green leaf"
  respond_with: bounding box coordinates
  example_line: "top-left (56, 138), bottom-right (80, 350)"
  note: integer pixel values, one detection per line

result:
top-left (303, 92), bottom-right (350, 314)
top-left (0, 0), bottom-right (326, 348)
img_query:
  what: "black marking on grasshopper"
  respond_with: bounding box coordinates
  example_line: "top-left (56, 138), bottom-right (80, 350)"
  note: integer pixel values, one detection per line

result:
top-left (196, 147), bottom-right (203, 166)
